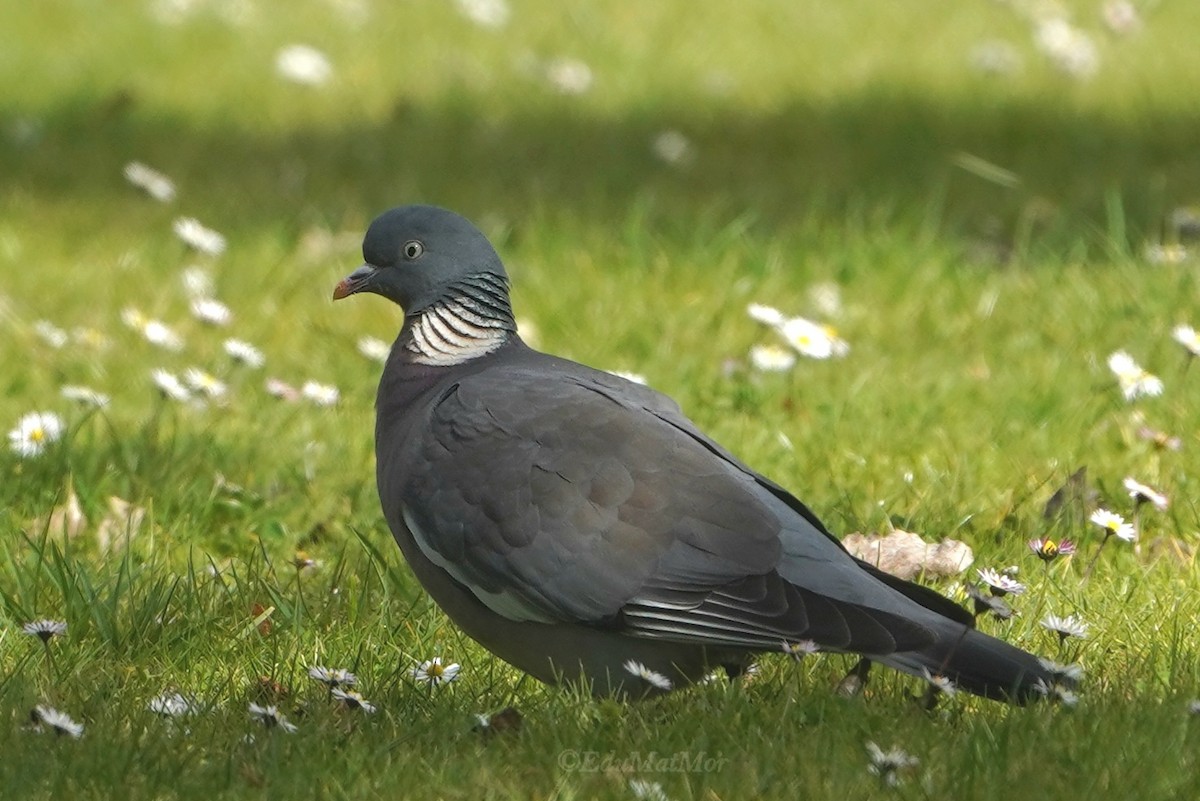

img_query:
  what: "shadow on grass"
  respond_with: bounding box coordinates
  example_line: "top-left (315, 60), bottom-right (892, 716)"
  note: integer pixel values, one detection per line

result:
top-left (5, 87), bottom-right (1199, 254)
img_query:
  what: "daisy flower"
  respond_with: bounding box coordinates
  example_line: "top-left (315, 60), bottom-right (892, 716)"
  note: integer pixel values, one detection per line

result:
top-left (1144, 243), bottom-right (1188, 265)
top-left (747, 302), bottom-right (786, 327)
top-left (248, 703), bottom-right (297, 733)
top-left (8, 412), bottom-right (65, 457)
top-left (1028, 537), bottom-right (1077, 562)
top-left (32, 705), bottom-right (84, 738)
top-left (1041, 613), bottom-right (1089, 641)
top-left (628, 779), bottom-right (670, 801)
top-left (976, 567), bottom-right (1026, 596)
top-left (866, 741), bottom-right (919, 786)
top-left (183, 368), bottom-right (227, 400)
top-left (181, 266), bottom-right (214, 298)
top-left (151, 369), bottom-right (192, 403)
top-left (123, 311), bottom-right (184, 351)
top-left (173, 217), bottom-right (226, 256)
top-left (356, 336), bottom-right (390, 363)
top-left (1107, 351), bottom-right (1163, 401)
top-left (1035, 18), bottom-right (1098, 79)
top-left (275, 44), bottom-right (333, 86)
top-left (224, 338), bottom-right (265, 368)
top-left (1136, 424), bottom-right (1182, 451)
top-left (1037, 658), bottom-right (1084, 686)
top-left (1102, 1), bottom-right (1141, 35)
top-left (1089, 508), bottom-right (1136, 542)
top-left (544, 56), bottom-right (593, 95)
top-left (331, 688), bottom-right (376, 713)
top-left (920, 667), bottom-right (957, 697)
top-left (411, 657), bottom-right (461, 686)
top-left (778, 316), bottom-right (849, 359)
top-left (60, 385), bottom-right (110, 408)
top-left (22, 619), bottom-right (67, 642)
top-left (190, 297), bottom-right (232, 326)
top-left (455, 0), bottom-right (510, 29)
top-left (265, 377), bottom-right (300, 401)
top-left (1033, 679), bottom-right (1079, 707)
top-left (1173, 325), bottom-right (1200, 358)
top-left (622, 659), bottom-right (673, 691)
top-left (148, 692), bottom-right (194, 718)
top-left (781, 639), bottom-right (821, 660)
top-left (964, 583), bottom-right (1015, 620)
top-left (301, 380), bottom-right (339, 407)
top-left (750, 344), bottom-right (796, 372)
top-left (307, 666), bottom-right (357, 688)
top-left (33, 320), bottom-right (68, 348)
top-left (1123, 477), bottom-right (1168, 510)
top-left (123, 161), bottom-right (176, 202)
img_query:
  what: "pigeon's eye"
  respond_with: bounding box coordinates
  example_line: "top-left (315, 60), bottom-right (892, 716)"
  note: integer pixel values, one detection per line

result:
top-left (402, 240), bottom-right (425, 260)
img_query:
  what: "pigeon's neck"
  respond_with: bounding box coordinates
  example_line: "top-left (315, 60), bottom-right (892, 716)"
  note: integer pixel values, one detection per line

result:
top-left (399, 273), bottom-right (516, 367)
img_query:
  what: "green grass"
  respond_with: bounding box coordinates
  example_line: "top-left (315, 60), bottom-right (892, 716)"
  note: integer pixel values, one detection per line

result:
top-left (3, 0), bottom-right (1200, 798)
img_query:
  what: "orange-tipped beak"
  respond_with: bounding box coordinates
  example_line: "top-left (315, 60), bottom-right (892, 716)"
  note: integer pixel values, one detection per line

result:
top-left (332, 264), bottom-right (378, 300)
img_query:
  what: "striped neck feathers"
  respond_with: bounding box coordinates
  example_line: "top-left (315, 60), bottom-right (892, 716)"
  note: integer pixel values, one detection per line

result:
top-left (401, 273), bottom-right (516, 366)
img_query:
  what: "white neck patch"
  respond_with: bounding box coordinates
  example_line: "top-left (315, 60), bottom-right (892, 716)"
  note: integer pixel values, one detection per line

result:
top-left (404, 298), bottom-right (509, 366)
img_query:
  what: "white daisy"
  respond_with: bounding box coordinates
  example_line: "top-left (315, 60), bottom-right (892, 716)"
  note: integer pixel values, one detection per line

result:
top-left (652, 130), bottom-right (694, 166)
top-left (190, 297), bottom-right (232, 326)
top-left (628, 779), bottom-right (670, 801)
top-left (1035, 18), bottom-right (1099, 79)
top-left (781, 639), bottom-right (821, 660)
top-left (224, 338), bottom-right (265, 368)
top-left (411, 657), bottom-right (461, 686)
top-left (181, 265), bottom-right (214, 298)
top-left (248, 703), bottom-right (297, 733)
top-left (22, 619), bottom-right (67, 642)
top-left (1123, 477), bottom-right (1168, 510)
top-left (331, 688), bottom-right (376, 713)
top-left (1089, 508), bottom-right (1136, 542)
top-left (622, 659), bottom-right (673, 691)
top-left (301, 380), bottom-right (339, 406)
top-left (173, 217), bottom-right (226, 256)
top-left (1172, 324), bottom-right (1200, 358)
top-left (307, 665), bottom-right (357, 688)
top-left (454, 0), bottom-right (509, 29)
top-left (1037, 658), bottom-right (1084, 685)
top-left (866, 741), bottom-right (919, 786)
top-left (32, 705), bottom-right (84, 738)
top-left (356, 336), bottom-right (390, 363)
top-left (544, 57), bottom-right (593, 95)
top-left (60, 385), bottom-right (110, 408)
top-left (920, 667), bottom-right (957, 697)
top-left (123, 161), bottom-right (176, 202)
top-left (275, 44), bottom-right (333, 86)
top-left (1144, 243), bottom-right (1188, 265)
top-left (151, 369), bottom-right (193, 403)
top-left (975, 567), bottom-right (1026, 596)
top-left (747, 303), bottom-right (786, 327)
top-left (8, 411), bottom-right (65, 458)
top-left (148, 692), bottom-right (194, 718)
top-left (1107, 350), bottom-right (1163, 400)
top-left (750, 344), bottom-right (796, 372)
top-left (1033, 679), bottom-right (1079, 707)
top-left (33, 320), bottom-right (68, 348)
top-left (138, 318), bottom-right (183, 351)
top-left (183, 368), bottom-right (227, 399)
top-left (1041, 613), bottom-right (1089, 640)
top-left (778, 316), bottom-right (849, 359)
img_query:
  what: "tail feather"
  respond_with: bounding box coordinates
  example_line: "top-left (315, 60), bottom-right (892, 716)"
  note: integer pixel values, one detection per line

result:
top-left (877, 624), bottom-right (1053, 703)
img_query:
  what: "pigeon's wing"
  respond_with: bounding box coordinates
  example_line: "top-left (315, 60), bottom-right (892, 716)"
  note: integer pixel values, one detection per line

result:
top-left (397, 364), bottom-right (940, 654)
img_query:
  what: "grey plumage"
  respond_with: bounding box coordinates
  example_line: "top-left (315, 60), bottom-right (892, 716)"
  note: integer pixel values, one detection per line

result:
top-left (335, 205), bottom-right (1054, 701)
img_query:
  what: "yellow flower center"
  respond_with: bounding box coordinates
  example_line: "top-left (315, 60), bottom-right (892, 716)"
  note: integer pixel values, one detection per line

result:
top-left (30, 427), bottom-right (45, 443)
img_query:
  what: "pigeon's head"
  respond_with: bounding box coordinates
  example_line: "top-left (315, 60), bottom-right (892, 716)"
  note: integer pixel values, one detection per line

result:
top-left (333, 205), bottom-right (506, 312)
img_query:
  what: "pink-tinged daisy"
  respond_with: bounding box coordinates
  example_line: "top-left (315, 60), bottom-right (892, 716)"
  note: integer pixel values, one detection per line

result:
top-left (8, 412), bottom-right (65, 458)
top-left (1028, 537), bottom-right (1077, 562)
top-left (1102, 1), bottom-right (1141, 36)
top-left (411, 657), bottom-right (461, 686)
top-left (622, 659), bottom-right (673, 691)
top-left (173, 217), bottom-right (226, 256)
top-left (22, 619), bottom-right (67, 642)
top-left (1136, 424), bottom-right (1181, 451)
top-left (248, 703), bottom-right (297, 733)
top-left (1089, 509), bottom-right (1136, 542)
top-left (1041, 613), bottom-right (1089, 641)
top-left (123, 161), bottom-right (176, 202)
top-left (331, 688), bottom-right (376, 713)
top-left (1123, 477), bottom-right (1168, 510)
top-left (31, 705), bottom-right (84, 738)
top-left (976, 567), bottom-right (1026, 596)
top-left (265, 377), bottom-right (300, 402)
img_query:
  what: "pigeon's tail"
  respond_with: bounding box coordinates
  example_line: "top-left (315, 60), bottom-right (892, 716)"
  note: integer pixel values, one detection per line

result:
top-left (879, 624), bottom-right (1053, 703)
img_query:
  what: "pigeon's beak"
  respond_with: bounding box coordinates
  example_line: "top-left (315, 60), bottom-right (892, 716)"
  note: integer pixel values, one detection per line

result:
top-left (333, 264), bottom-right (379, 300)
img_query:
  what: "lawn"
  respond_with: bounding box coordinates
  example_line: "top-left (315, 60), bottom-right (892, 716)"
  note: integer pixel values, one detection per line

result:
top-left (2, 0), bottom-right (1200, 798)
